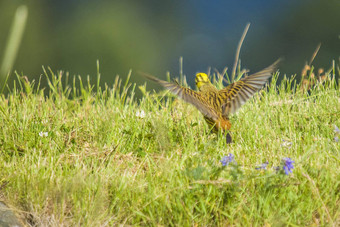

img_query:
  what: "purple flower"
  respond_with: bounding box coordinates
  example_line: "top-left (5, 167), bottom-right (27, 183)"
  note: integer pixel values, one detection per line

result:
top-left (334, 125), bottom-right (339, 142)
top-left (282, 158), bottom-right (295, 175)
top-left (220, 153), bottom-right (235, 166)
top-left (255, 161), bottom-right (269, 170)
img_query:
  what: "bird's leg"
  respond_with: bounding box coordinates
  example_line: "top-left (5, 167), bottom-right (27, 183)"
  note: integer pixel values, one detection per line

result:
top-left (225, 132), bottom-right (232, 144)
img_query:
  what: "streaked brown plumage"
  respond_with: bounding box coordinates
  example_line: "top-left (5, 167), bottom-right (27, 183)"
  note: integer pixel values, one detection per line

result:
top-left (142, 59), bottom-right (280, 143)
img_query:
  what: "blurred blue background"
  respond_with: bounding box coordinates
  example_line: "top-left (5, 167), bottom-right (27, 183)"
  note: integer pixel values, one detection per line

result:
top-left (0, 0), bottom-right (339, 89)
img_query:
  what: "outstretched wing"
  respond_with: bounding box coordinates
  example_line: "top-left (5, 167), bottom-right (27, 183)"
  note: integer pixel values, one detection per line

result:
top-left (141, 72), bottom-right (220, 121)
top-left (219, 59), bottom-right (281, 116)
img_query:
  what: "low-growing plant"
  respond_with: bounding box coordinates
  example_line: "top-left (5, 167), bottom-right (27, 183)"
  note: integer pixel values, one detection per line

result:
top-left (0, 59), bottom-right (339, 226)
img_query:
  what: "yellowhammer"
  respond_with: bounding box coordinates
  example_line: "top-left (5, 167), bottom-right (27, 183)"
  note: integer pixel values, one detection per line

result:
top-left (142, 59), bottom-right (280, 143)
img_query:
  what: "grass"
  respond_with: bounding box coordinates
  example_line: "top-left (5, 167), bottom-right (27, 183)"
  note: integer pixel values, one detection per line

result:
top-left (0, 62), bottom-right (339, 226)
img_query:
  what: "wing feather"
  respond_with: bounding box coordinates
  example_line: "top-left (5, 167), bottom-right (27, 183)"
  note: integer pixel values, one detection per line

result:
top-left (141, 72), bottom-right (220, 121)
top-left (220, 59), bottom-right (281, 116)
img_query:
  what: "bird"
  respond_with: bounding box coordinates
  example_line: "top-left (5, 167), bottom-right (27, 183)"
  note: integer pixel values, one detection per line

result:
top-left (141, 59), bottom-right (280, 143)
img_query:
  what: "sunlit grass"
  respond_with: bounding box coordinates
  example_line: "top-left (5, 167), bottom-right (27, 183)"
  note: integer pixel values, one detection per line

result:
top-left (0, 63), bottom-right (339, 226)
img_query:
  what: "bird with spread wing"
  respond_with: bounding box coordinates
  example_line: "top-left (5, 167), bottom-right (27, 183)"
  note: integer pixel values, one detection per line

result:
top-left (141, 59), bottom-right (280, 143)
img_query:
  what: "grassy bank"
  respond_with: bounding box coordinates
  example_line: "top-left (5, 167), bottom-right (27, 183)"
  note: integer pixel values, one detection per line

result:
top-left (0, 65), bottom-right (339, 226)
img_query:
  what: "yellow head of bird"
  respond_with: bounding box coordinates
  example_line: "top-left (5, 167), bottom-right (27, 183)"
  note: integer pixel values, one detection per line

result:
top-left (195, 73), bottom-right (211, 89)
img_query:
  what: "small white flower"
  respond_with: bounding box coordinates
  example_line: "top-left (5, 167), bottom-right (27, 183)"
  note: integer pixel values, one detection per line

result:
top-left (281, 139), bottom-right (292, 148)
top-left (39, 131), bottom-right (48, 137)
top-left (136, 110), bottom-right (146, 119)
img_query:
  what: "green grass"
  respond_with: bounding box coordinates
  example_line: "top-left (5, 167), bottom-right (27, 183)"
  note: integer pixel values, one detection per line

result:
top-left (0, 64), bottom-right (339, 226)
